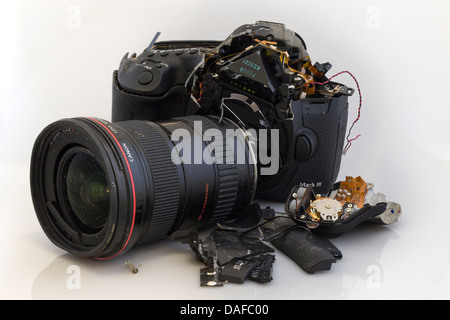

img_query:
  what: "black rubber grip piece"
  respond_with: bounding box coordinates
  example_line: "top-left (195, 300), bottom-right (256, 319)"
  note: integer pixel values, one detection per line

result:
top-left (271, 227), bottom-right (342, 274)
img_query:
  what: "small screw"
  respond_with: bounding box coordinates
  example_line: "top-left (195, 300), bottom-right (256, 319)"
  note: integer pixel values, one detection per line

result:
top-left (125, 260), bottom-right (139, 274)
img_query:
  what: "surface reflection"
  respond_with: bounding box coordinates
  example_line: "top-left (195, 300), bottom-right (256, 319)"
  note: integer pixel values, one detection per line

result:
top-left (32, 254), bottom-right (130, 299)
top-left (308, 223), bottom-right (399, 299)
top-left (31, 223), bottom-right (400, 300)
top-left (31, 240), bottom-right (194, 300)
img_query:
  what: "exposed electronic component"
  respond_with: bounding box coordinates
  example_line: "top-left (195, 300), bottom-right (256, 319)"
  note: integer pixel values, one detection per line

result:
top-left (308, 197), bottom-right (343, 222)
top-left (285, 176), bottom-right (402, 238)
top-left (334, 176), bottom-right (368, 208)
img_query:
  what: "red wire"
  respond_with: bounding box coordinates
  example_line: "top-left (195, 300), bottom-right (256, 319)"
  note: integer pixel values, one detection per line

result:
top-left (344, 134), bottom-right (361, 153)
top-left (197, 82), bottom-right (203, 102)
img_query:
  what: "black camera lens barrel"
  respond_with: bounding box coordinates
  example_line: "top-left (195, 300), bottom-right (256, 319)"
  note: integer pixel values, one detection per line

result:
top-left (30, 116), bottom-right (256, 259)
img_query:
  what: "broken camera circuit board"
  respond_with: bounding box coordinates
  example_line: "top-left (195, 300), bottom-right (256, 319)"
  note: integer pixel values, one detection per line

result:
top-left (285, 176), bottom-right (402, 238)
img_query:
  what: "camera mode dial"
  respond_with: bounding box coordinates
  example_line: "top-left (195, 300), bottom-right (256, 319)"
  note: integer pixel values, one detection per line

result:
top-left (117, 49), bottom-right (204, 96)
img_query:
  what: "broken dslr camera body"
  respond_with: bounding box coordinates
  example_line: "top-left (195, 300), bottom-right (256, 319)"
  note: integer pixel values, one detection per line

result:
top-left (113, 21), bottom-right (401, 285)
top-left (30, 21), bottom-right (401, 286)
top-left (113, 20), bottom-right (353, 200)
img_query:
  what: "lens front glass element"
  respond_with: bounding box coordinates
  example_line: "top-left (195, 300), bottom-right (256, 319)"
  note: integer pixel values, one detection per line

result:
top-left (65, 152), bottom-right (110, 229)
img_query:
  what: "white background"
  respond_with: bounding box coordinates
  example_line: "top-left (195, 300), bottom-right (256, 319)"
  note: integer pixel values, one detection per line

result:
top-left (1, 0), bottom-right (449, 300)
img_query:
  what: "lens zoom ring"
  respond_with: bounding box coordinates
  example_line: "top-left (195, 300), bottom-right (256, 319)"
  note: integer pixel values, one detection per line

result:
top-left (210, 163), bottom-right (239, 223)
top-left (178, 116), bottom-right (241, 223)
top-left (184, 116), bottom-right (240, 223)
top-left (120, 121), bottom-right (180, 239)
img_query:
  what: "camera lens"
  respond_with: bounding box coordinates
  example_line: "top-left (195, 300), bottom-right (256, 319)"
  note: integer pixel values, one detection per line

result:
top-left (30, 116), bottom-right (256, 259)
top-left (64, 151), bottom-right (110, 230)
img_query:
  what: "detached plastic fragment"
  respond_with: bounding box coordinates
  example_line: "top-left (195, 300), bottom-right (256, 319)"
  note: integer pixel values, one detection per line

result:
top-left (199, 243), bottom-right (225, 287)
top-left (270, 226), bottom-right (342, 274)
top-left (247, 254), bottom-right (276, 283)
top-left (245, 216), bottom-right (342, 274)
top-left (173, 227), bottom-right (276, 286)
top-left (169, 175), bottom-right (402, 285)
top-left (219, 258), bottom-right (260, 284)
top-left (244, 216), bottom-right (297, 241)
top-left (210, 230), bottom-right (274, 266)
top-left (219, 254), bottom-right (276, 284)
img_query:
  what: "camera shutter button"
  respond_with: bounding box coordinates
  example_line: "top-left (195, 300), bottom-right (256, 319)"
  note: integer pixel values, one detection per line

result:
top-left (138, 71), bottom-right (153, 85)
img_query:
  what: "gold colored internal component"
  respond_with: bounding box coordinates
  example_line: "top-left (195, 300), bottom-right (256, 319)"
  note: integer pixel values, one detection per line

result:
top-left (334, 176), bottom-right (368, 208)
top-left (307, 201), bottom-right (321, 222)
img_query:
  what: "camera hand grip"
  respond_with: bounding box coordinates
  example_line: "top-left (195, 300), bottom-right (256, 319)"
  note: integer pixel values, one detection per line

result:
top-left (270, 227), bottom-right (342, 274)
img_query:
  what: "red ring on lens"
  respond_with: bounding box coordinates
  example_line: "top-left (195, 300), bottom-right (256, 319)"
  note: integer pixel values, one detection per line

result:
top-left (87, 118), bottom-right (136, 260)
